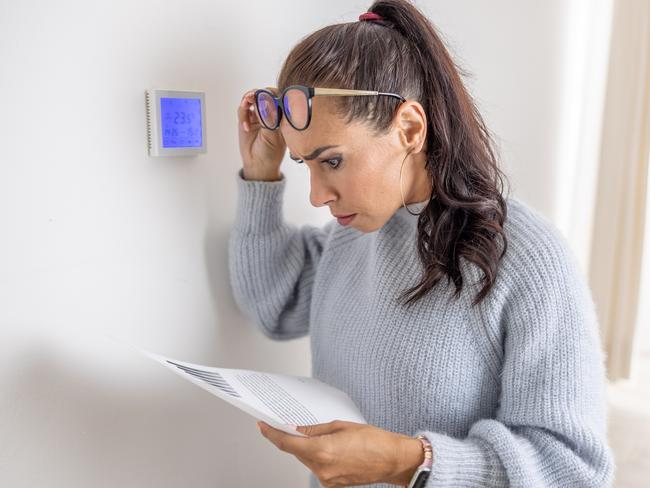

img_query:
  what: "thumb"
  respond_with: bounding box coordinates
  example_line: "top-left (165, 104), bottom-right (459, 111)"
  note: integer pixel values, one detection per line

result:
top-left (296, 420), bottom-right (346, 437)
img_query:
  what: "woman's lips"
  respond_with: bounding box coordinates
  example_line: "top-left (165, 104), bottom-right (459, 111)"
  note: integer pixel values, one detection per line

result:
top-left (336, 214), bottom-right (356, 226)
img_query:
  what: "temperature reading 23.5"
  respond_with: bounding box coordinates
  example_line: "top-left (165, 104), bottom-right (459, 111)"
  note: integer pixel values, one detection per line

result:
top-left (160, 97), bottom-right (203, 148)
top-left (146, 89), bottom-right (206, 156)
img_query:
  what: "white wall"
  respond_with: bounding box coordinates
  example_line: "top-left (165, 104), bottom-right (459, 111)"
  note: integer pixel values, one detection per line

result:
top-left (0, 1), bottom-right (607, 486)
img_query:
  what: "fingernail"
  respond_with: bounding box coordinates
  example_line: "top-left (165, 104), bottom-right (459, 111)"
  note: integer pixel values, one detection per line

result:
top-left (243, 121), bottom-right (249, 132)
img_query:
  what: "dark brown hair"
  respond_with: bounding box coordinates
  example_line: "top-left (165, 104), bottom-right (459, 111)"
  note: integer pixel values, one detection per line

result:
top-left (277, 0), bottom-right (510, 306)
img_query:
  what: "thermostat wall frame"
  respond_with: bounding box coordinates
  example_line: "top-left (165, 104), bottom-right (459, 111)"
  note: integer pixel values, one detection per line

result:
top-left (146, 89), bottom-right (207, 156)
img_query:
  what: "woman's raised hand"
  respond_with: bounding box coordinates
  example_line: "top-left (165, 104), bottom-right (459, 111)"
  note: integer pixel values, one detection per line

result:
top-left (237, 88), bottom-right (286, 181)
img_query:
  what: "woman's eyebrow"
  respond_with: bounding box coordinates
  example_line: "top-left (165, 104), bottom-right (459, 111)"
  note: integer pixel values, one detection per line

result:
top-left (289, 145), bottom-right (340, 161)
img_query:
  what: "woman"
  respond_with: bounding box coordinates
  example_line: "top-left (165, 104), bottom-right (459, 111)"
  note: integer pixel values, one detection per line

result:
top-left (229, 1), bottom-right (615, 486)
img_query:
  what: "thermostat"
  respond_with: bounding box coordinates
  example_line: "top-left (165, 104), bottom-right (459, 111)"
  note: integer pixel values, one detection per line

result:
top-left (145, 89), bottom-right (207, 156)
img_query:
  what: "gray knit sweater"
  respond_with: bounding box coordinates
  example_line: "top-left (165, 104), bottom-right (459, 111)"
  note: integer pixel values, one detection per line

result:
top-left (228, 168), bottom-right (615, 487)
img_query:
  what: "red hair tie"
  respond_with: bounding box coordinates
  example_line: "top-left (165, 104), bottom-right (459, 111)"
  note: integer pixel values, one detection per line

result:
top-left (358, 12), bottom-right (384, 22)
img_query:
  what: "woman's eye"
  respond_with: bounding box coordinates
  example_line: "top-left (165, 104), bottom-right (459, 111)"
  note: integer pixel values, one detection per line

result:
top-left (322, 158), bottom-right (342, 169)
top-left (293, 157), bottom-right (342, 169)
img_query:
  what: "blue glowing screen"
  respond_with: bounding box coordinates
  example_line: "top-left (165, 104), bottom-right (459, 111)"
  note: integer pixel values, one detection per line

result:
top-left (160, 97), bottom-right (203, 148)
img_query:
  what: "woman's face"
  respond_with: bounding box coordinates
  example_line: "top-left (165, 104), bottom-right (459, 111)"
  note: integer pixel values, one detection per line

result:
top-left (279, 96), bottom-right (430, 233)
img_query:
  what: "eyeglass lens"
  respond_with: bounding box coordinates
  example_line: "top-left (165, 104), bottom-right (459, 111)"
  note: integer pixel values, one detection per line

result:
top-left (256, 88), bottom-right (309, 130)
top-left (256, 92), bottom-right (279, 129)
top-left (283, 89), bottom-right (309, 129)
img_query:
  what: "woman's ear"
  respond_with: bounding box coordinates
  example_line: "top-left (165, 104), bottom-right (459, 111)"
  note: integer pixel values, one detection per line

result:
top-left (394, 100), bottom-right (427, 153)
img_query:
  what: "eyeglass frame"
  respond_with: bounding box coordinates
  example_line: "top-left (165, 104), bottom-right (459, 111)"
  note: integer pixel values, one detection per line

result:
top-left (253, 85), bottom-right (407, 131)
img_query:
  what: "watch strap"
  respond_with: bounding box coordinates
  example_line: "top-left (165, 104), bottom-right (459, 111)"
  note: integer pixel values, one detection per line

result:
top-left (406, 435), bottom-right (433, 488)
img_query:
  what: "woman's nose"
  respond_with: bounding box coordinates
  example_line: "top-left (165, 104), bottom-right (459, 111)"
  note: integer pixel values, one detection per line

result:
top-left (309, 172), bottom-right (336, 208)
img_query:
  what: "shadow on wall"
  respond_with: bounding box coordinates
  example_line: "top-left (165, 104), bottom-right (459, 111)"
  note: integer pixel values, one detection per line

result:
top-left (1, 340), bottom-right (255, 487)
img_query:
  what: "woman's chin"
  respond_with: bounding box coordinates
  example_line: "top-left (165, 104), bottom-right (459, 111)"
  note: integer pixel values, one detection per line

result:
top-left (353, 218), bottom-right (384, 234)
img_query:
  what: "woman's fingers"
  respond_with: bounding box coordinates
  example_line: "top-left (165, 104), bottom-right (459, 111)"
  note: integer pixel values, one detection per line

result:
top-left (237, 89), bottom-right (257, 130)
top-left (237, 97), bottom-right (250, 130)
top-left (237, 87), bottom-right (281, 132)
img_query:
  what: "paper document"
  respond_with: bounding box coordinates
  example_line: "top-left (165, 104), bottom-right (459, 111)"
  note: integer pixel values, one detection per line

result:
top-left (120, 340), bottom-right (367, 437)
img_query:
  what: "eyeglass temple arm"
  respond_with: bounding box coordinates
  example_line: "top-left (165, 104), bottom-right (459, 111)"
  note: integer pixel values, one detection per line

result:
top-left (314, 87), bottom-right (405, 102)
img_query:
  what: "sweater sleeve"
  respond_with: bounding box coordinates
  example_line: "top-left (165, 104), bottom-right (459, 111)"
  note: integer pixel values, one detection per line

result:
top-left (414, 213), bottom-right (615, 487)
top-left (228, 168), bottom-right (335, 341)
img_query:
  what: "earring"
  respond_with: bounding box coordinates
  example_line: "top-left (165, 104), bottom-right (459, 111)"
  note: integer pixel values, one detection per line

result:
top-left (399, 151), bottom-right (433, 216)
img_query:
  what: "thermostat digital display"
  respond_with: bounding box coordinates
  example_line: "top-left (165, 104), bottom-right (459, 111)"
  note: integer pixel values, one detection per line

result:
top-left (146, 89), bottom-right (207, 156)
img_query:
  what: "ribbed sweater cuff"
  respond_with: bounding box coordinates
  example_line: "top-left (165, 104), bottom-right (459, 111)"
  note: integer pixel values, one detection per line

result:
top-left (234, 168), bottom-right (287, 235)
top-left (415, 429), bottom-right (507, 486)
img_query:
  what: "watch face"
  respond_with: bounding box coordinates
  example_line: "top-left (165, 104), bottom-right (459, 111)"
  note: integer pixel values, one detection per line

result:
top-left (410, 468), bottom-right (431, 488)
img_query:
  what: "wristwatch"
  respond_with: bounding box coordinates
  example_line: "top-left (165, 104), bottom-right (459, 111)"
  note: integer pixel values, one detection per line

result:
top-left (407, 434), bottom-right (433, 488)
